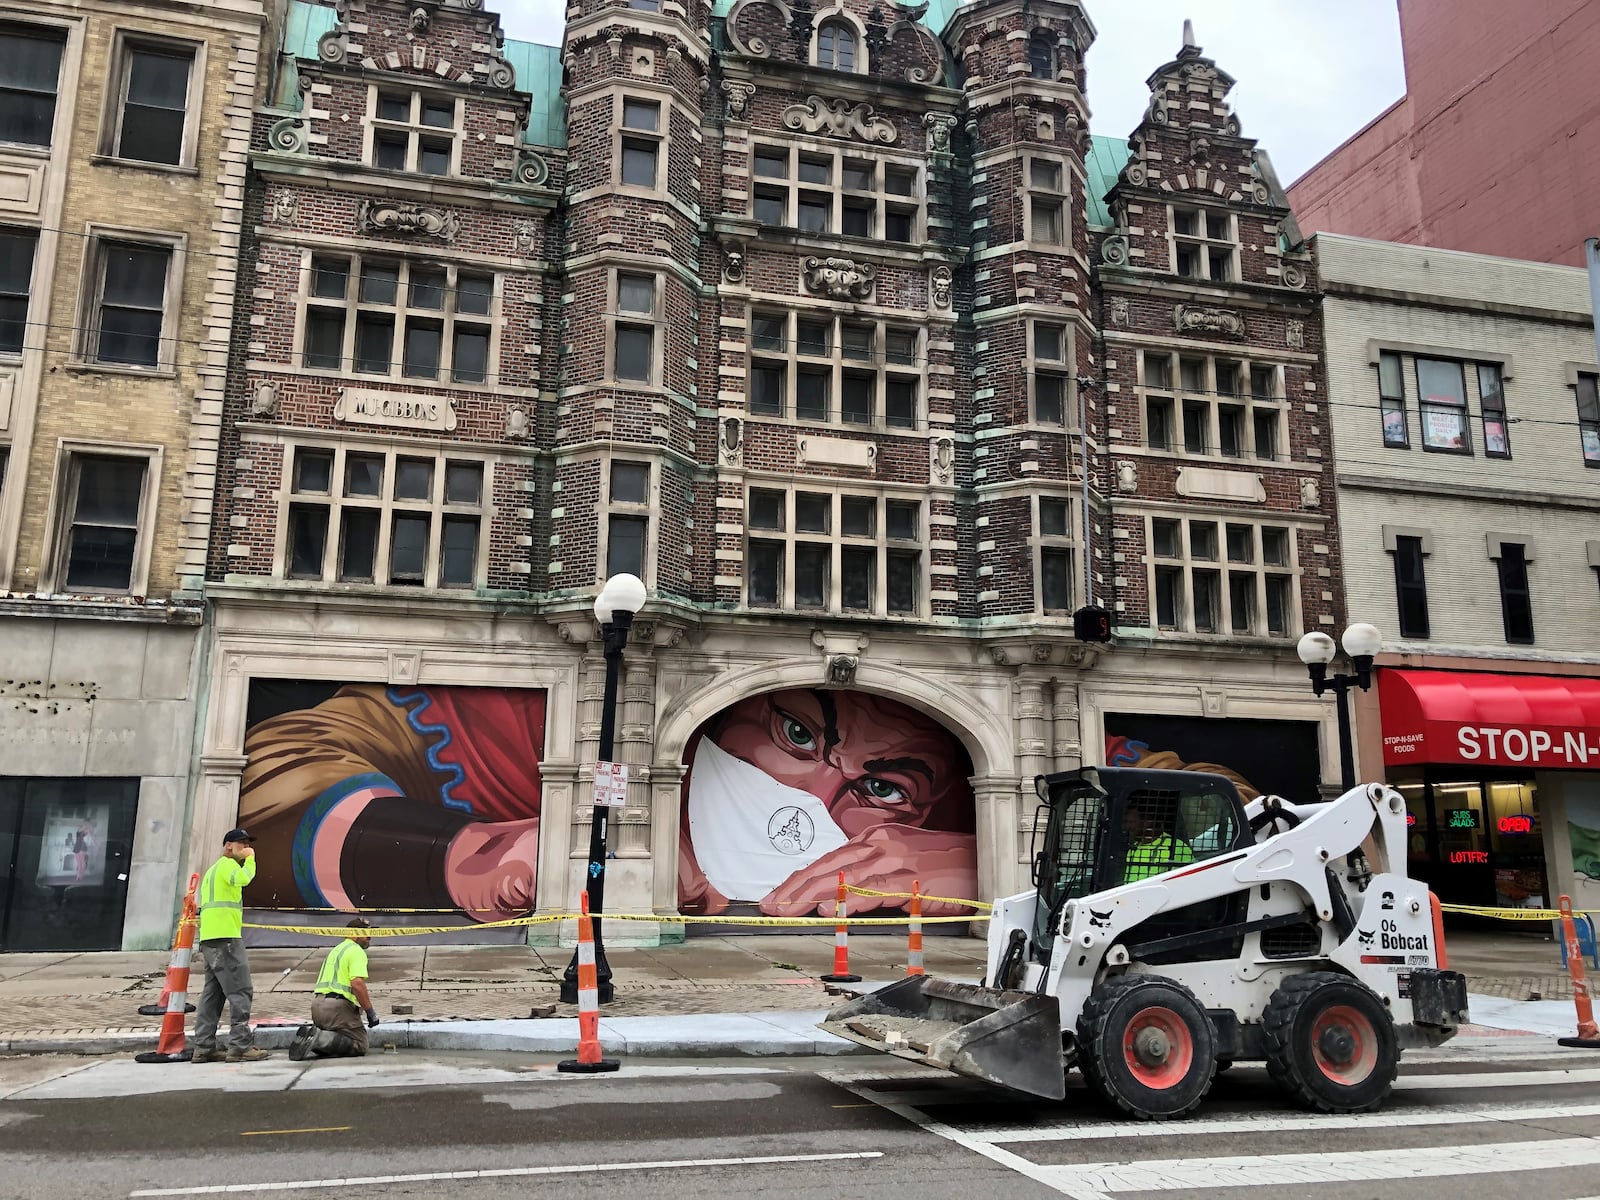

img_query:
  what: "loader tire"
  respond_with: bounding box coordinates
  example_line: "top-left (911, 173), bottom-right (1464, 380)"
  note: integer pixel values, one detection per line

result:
top-left (1263, 971), bottom-right (1399, 1113)
top-left (1077, 975), bottom-right (1216, 1120)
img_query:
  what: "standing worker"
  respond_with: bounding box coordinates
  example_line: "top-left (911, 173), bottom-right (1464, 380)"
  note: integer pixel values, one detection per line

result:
top-left (290, 919), bottom-right (380, 1060)
top-left (193, 828), bottom-right (270, 1063)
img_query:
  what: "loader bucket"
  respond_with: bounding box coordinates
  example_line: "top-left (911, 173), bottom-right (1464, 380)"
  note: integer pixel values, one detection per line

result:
top-left (821, 976), bottom-right (1066, 1100)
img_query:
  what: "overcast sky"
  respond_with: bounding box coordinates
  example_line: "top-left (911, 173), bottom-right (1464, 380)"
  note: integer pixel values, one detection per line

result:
top-left (496, 0), bottom-right (1407, 182)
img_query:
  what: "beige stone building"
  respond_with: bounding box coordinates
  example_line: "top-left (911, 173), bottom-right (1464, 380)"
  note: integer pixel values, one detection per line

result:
top-left (1317, 233), bottom-right (1600, 918)
top-left (0, 0), bottom-right (277, 949)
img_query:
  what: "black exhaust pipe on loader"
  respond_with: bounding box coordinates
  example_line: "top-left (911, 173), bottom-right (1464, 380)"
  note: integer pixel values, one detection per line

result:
top-left (821, 977), bottom-right (1067, 1100)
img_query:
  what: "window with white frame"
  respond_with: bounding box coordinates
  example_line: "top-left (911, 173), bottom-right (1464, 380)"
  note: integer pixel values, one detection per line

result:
top-left (751, 143), bottom-right (920, 243)
top-left (104, 35), bottom-right (198, 167)
top-left (1577, 372), bottom-right (1600, 467)
top-left (0, 227), bottom-right (37, 356)
top-left (1171, 205), bottom-right (1235, 282)
top-left (82, 237), bottom-right (177, 370)
top-left (1028, 32), bottom-right (1055, 79)
top-left (1373, 349), bottom-right (1508, 456)
top-left (815, 20), bottom-right (858, 72)
top-left (50, 447), bottom-right (159, 594)
top-left (284, 444), bottom-right (489, 589)
top-left (302, 254), bottom-right (494, 384)
top-left (618, 96), bottom-right (662, 189)
top-left (1141, 349), bottom-right (1282, 460)
top-left (746, 488), bottom-right (922, 616)
top-left (610, 269), bottom-right (661, 385)
top-left (605, 459), bottom-right (651, 579)
top-left (1026, 156), bottom-right (1069, 247)
top-left (1148, 515), bottom-right (1295, 637)
top-left (1036, 495), bottom-right (1074, 614)
top-left (748, 310), bottom-right (919, 429)
top-left (0, 23), bottom-right (67, 148)
top-left (1031, 320), bottom-right (1071, 426)
top-left (368, 89), bottom-right (458, 175)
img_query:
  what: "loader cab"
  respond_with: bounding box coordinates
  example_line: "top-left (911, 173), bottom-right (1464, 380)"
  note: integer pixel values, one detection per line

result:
top-left (1030, 767), bottom-right (1252, 966)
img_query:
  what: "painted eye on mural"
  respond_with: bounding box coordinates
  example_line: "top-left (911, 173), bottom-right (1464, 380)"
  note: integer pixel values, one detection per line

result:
top-left (773, 707), bottom-right (819, 753)
top-left (857, 776), bottom-right (911, 809)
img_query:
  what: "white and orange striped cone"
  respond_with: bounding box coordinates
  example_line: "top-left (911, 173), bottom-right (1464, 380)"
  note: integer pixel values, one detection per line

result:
top-left (138, 875), bottom-right (200, 1017)
top-left (821, 870), bottom-right (861, 983)
top-left (558, 891), bottom-right (619, 1074)
top-left (135, 872), bottom-right (200, 1064)
top-left (906, 879), bottom-right (925, 977)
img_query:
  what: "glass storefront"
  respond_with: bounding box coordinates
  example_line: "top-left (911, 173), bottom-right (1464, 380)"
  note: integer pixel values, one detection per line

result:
top-left (1394, 768), bottom-right (1547, 910)
top-left (0, 778), bottom-right (139, 951)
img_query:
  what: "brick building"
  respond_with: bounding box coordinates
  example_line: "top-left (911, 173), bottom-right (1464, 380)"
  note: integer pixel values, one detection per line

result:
top-left (1289, 0), bottom-right (1600, 268)
top-left (0, 0), bottom-right (277, 950)
top-left (190, 0), bottom-right (1348, 943)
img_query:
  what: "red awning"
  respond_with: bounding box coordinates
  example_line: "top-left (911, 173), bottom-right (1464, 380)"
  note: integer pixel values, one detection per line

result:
top-left (1378, 669), bottom-right (1600, 769)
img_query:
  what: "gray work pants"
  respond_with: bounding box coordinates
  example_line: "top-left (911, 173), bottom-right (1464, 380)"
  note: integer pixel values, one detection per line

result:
top-left (194, 938), bottom-right (254, 1053)
top-left (310, 994), bottom-right (368, 1056)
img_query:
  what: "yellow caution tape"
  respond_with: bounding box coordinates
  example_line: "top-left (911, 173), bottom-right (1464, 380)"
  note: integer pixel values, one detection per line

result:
top-left (843, 885), bottom-right (992, 911)
top-left (1438, 903), bottom-right (1598, 922)
top-left (244, 910), bottom-right (986, 939)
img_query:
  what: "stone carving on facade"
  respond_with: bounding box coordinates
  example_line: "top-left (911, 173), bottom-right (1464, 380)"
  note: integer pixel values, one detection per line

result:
top-left (268, 191), bottom-right (299, 225)
top-left (357, 198), bottom-right (461, 244)
top-left (512, 220), bottom-right (536, 255)
top-left (513, 149), bottom-right (549, 187)
top-left (782, 95), bottom-right (898, 144)
top-left (267, 115), bottom-right (309, 155)
top-left (504, 406), bottom-right (529, 440)
top-left (990, 647), bottom-right (1010, 666)
top-left (724, 0), bottom-right (793, 57)
top-left (317, 0), bottom-right (351, 62)
top-left (1173, 303), bottom-right (1245, 338)
top-left (930, 435), bottom-right (955, 486)
top-left (1117, 460), bottom-right (1138, 493)
top-left (1285, 319), bottom-right (1305, 349)
top-left (1300, 476), bottom-right (1320, 509)
top-left (1108, 296), bottom-right (1130, 326)
top-left (723, 244), bottom-right (746, 284)
top-left (922, 111), bottom-right (957, 154)
top-left (250, 380), bottom-right (280, 419)
top-left (803, 256), bottom-right (875, 301)
top-left (720, 416), bottom-right (743, 466)
top-left (1101, 236), bottom-right (1130, 267)
top-left (1279, 261), bottom-right (1307, 290)
top-left (929, 263), bottom-right (952, 309)
top-left (722, 80), bottom-right (755, 121)
top-left (1032, 644), bottom-right (1053, 664)
top-left (827, 655), bottom-right (859, 686)
top-left (409, 6), bottom-right (430, 33)
top-left (485, 28), bottom-right (516, 87)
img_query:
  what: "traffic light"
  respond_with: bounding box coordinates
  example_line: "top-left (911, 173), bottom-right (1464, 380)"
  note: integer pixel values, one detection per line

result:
top-left (1073, 605), bottom-right (1112, 643)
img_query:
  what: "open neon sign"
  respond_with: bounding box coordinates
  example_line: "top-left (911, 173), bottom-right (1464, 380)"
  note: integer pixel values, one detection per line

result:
top-left (1498, 815), bottom-right (1534, 835)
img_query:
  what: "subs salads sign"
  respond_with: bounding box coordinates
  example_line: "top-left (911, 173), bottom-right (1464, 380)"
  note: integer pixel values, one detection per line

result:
top-left (1378, 670), bottom-right (1600, 769)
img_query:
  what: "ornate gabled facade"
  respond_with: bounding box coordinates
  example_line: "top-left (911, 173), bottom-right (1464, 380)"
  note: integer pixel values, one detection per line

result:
top-left (185, 0), bottom-right (1350, 947)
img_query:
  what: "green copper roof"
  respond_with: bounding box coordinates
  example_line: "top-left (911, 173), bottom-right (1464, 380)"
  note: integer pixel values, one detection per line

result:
top-left (1085, 135), bottom-right (1130, 227)
top-left (280, 1), bottom-right (565, 148)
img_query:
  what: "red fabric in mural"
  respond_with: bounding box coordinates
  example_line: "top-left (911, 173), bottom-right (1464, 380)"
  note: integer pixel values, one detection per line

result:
top-left (412, 688), bottom-right (547, 820)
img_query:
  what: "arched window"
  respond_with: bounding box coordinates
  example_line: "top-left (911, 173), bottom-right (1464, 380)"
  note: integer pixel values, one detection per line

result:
top-left (817, 20), bottom-right (858, 72)
top-left (1028, 33), bottom-right (1054, 79)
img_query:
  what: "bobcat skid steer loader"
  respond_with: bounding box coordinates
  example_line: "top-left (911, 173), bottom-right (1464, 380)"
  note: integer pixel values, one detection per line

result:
top-left (822, 766), bottom-right (1468, 1120)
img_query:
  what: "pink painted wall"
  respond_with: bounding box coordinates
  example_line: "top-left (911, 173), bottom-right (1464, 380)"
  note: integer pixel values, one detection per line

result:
top-left (1290, 0), bottom-right (1600, 267)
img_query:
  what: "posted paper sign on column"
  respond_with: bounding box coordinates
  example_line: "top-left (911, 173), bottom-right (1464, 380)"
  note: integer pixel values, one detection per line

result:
top-left (593, 761), bottom-right (629, 807)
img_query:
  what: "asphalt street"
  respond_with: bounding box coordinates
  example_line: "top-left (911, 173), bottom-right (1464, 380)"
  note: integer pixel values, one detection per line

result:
top-left (4, 1039), bottom-right (1600, 1199)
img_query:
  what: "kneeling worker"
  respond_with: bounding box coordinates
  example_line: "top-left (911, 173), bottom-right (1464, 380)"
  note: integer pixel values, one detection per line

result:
top-left (290, 919), bottom-right (380, 1060)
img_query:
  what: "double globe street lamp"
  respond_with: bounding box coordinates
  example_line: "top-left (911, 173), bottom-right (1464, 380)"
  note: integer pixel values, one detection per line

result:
top-left (560, 572), bottom-right (649, 1005)
top-left (1296, 622), bottom-right (1384, 792)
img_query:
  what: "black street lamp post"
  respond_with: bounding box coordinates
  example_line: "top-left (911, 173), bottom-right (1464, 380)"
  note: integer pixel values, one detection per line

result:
top-left (1296, 623), bottom-right (1383, 792)
top-left (560, 572), bottom-right (648, 1005)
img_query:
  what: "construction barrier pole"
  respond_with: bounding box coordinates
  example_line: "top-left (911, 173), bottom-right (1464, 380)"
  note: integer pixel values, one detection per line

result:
top-left (134, 872), bottom-right (201, 1064)
top-left (138, 876), bottom-right (200, 1017)
top-left (906, 879), bottom-right (924, 977)
top-left (822, 870), bottom-right (861, 984)
top-left (558, 891), bottom-right (619, 1074)
top-left (1558, 894), bottom-right (1600, 1048)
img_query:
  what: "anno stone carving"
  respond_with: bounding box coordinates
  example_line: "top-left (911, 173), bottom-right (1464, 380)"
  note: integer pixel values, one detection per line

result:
top-left (513, 149), bottom-right (549, 186)
top-left (827, 655), bottom-right (859, 686)
top-left (1173, 304), bottom-right (1245, 338)
top-left (723, 244), bottom-right (746, 284)
top-left (250, 380), bottom-right (280, 418)
top-left (504, 406), bottom-right (530, 440)
top-left (1109, 296), bottom-right (1130, 326)
top-left (267, 115), bottom-right (309, 155)
top-left (1300, 476), bottom-right (1320, 509)
top-left (722, 80), bottom-right (755, 120)
top-left (930, 264), bottom-right (952, 309)
top-left (1286, 319), bottom-right (1305, 349)
top-left (1101, 236), bottom-right (1130, 267)
top-left (923, 111), bottom-right (957, 153)
top-left (268, 191), bottom-right (299, 225)
top-left (1117, 460), bottom-right (1138, 493)
top-left (782, 95), bottom-right (897, 144)
top-left (720, 416), bottom-right (743, 466)
top-left (931, 436), bottom-right (955, 486)
top-left (1280, 261), bottom-right (1308, 290)
top-left (512, 220), bottom-right (536, 255)
top-left (357, 198), bottom-right (462, 244)
top-left (803, 256), bottom-right (875, 301)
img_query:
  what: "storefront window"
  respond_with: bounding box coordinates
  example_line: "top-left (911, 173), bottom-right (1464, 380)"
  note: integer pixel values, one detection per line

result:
top-left (1486, 779), bottom-right (1545, 908)
top-left (0, 778), bottom-right (138, 951)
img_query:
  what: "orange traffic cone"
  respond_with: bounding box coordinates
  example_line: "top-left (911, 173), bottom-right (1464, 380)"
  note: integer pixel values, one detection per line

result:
top-left (822, 870), bottom-right (861, 983)
top-left (138, 876), bottom-right (199, 1017)
top-left (906, 879), bottom-right (925, 977)
top-left (135, 873), bottom-right (200, 1064)
top-left (1557, 895), bottom-right (1600, 1049)
top-left (558, 891), bottom-right (619, 1074)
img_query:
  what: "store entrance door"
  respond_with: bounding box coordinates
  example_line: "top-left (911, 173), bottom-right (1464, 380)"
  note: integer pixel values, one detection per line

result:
top-left (0, 778), bottom-right (138, 952)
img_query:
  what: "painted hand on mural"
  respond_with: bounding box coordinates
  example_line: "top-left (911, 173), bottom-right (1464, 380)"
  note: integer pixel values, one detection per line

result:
top-left (759, 824), bottom-right (980, 917)
top-left (443, 817), bottom-right (541, 920)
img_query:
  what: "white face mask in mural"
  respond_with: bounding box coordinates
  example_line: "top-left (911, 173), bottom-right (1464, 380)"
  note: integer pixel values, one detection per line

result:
top-left (687, 737), bottom-right (850, 901)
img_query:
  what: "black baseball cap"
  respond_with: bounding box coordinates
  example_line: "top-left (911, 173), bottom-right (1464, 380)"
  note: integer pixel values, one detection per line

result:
top-left (223, 828), bottom-right (255, 844)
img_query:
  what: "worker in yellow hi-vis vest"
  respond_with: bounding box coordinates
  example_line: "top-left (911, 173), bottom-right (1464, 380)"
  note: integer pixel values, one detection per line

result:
top-left (193, 828), bottom-right (270, 1063)
top-left (289, 919), bottom-right (380, 1060)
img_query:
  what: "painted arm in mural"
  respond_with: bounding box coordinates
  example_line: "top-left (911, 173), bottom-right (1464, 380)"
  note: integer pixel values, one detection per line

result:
top-left (240, 687), bottom-right (540, 922)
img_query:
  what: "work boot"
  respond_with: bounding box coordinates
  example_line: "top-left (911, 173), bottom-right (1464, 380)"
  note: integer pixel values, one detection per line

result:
top-left (288, 1024), bottom-right (316, 1062)
top-left (192, 1048), bottom-right (226, 1064)
top-left (226, 1046), bottom-right (271, 1062)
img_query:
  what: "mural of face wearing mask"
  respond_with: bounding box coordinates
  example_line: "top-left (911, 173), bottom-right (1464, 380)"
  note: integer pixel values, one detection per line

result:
top-left (679, 689), bottom-right (978, 919)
